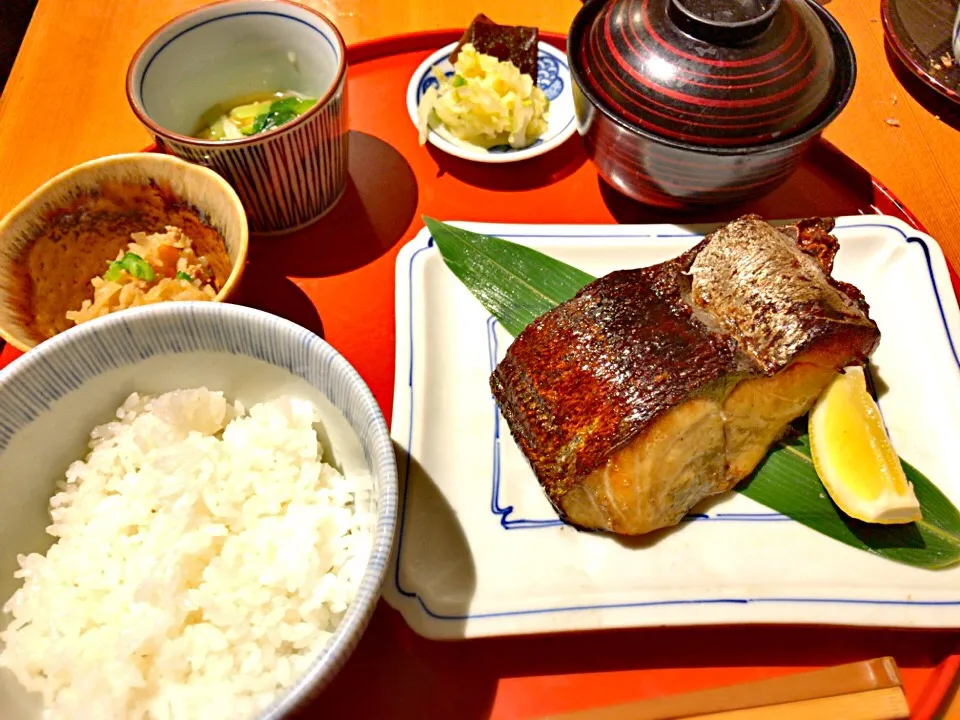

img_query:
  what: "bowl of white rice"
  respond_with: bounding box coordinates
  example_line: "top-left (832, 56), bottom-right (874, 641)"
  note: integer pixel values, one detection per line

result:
top-left (0, 302), bottom-right (397, 720)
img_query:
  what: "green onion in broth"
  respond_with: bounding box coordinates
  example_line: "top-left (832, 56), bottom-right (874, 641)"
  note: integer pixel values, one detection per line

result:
top-left (193, 91), bottom-right (318, 141)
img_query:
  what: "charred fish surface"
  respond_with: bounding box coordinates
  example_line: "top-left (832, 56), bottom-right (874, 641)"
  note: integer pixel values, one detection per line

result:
top-left (490, 215), bottom-right (881, 536)
top-left (688, 217), bottom-right (878, 374)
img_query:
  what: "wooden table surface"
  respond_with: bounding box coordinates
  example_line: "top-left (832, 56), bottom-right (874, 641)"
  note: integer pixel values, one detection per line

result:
top-left (1, 0), bottom-right (959, 717)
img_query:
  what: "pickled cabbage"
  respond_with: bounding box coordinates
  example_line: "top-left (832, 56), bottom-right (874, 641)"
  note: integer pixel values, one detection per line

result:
top-left (417, 44), bottom-right (549, 150)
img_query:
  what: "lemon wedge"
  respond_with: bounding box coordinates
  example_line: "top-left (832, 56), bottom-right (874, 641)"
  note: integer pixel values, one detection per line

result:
top-left (809, 366), bottom-right (921, 524)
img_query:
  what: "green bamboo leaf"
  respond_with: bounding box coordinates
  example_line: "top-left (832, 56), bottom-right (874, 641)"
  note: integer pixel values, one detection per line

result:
top-left (744, 434), bottom-right (960, 568)
top-left (425, 217), bottom-right (960, 569)
top-left (424, 217), bottom-right (593, 337)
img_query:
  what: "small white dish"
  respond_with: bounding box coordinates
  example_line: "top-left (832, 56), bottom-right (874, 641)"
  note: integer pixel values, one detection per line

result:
top-left (386, 216), bottom-right (960, 640)
top-left (405, 40), bottom-right (576, 164)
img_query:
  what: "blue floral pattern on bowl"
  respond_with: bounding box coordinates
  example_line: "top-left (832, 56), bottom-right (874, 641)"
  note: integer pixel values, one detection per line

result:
top-left (537, 54), bottom-right (564, 102)
top-left (417, 69), bottom-right (453, 98)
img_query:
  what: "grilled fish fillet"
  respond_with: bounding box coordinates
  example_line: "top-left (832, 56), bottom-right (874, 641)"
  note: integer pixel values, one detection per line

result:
top-left (490, 215), bottom-right (880, 536)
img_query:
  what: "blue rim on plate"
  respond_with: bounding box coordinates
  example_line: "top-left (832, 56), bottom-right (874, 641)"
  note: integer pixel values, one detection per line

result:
top-left (386, 217), bottom-right (960, 639)
top-left (405, 41), bottom-right (577, 164)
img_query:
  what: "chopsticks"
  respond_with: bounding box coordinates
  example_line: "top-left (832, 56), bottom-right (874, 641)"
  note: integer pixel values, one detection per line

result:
top-left (537, 657), bottom-right (909, 720)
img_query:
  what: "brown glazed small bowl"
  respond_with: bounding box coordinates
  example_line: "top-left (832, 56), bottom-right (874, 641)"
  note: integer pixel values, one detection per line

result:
top-left (0, 153), bottom-right (248, 352)
top-left (568, 0), bottom-right (856, 208)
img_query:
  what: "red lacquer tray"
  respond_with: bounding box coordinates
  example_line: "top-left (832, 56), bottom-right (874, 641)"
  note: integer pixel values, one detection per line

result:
top-left (2, 30), bottom-right (958, 719)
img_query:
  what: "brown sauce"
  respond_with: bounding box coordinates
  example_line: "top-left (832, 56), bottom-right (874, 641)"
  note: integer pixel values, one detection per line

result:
top-left (12, 181), bottom-right (232, 343)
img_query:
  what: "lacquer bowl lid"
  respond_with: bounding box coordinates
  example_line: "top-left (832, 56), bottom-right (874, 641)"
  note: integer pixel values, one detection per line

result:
top-left (573, 0), bottom-right (850, 147)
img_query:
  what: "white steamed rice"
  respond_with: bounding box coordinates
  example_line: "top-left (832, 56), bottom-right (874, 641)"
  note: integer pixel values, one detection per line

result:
top-left (0, 388), bottom-right (370, 720)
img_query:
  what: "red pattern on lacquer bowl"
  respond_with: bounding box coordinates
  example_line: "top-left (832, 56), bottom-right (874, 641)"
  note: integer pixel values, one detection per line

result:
top-left (579, 0), bottom-right (836, 147)
top-left (568, 0), bottom-right (856, 207)
top-left (578, 94), bottom-right (809, 207)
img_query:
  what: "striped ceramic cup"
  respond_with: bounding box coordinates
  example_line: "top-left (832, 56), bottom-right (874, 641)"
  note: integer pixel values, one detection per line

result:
top-left (127, 0), bottom-right (348, 234)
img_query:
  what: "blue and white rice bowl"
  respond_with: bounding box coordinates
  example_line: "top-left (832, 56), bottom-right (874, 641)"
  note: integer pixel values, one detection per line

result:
top-left (0, 302), bottom-right (397, 720)
top-left (406, 40), bottom-right (576, 164)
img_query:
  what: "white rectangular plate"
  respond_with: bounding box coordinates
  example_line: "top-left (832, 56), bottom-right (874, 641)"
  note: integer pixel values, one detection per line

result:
top-left (385, 216), bottom-right (960, 639)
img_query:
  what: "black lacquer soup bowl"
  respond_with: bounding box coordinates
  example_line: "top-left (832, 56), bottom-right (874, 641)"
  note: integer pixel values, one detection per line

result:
top-left (568, 0), bottom-right (856, 208)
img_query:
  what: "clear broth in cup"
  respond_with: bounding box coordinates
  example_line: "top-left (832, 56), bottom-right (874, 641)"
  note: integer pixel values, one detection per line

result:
top-left (193, 91), bottom-right (317, 141)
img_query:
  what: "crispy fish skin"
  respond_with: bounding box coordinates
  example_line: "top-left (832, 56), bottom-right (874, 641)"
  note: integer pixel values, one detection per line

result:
top-left (490, 261), bottom-right (744, 503)
top-left (490, 215), bottom-right (881, 535)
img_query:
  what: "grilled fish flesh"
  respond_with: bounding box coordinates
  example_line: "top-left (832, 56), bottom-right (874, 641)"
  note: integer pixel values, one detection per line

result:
top-left (490, 215), bottom-right (880, 536)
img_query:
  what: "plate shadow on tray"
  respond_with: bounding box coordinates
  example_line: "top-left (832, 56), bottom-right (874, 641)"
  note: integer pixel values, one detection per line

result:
top-left (391, 443), bottom-right (477, 632)
top-left (884, 42), bottom-right (960, 132)
top-left (437, 623), bottom-right (957, 687)
top-left (310, 608), bottom-right (499, 720)
top-left (315, 447), bottom-right (491, 720)
top-left (314, 623), bottom-right (955, 719)
top-left (598, 141), bottom-right (877, 230)
top-left (426, 135), bottom-right (587, 192)
top-left (247, 131), bottom-right (418, 278)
